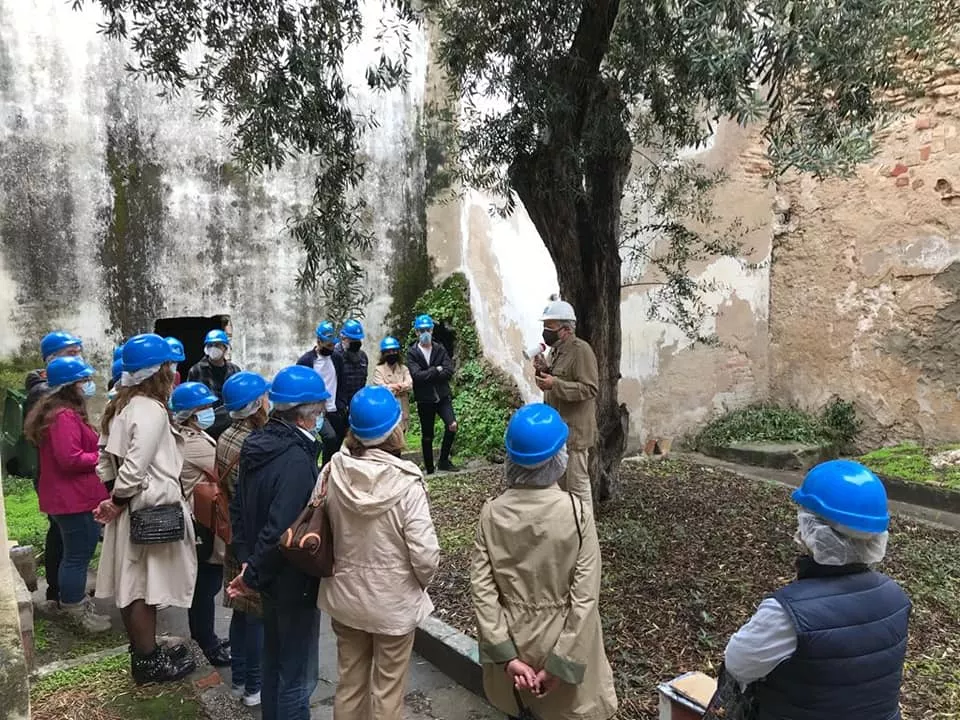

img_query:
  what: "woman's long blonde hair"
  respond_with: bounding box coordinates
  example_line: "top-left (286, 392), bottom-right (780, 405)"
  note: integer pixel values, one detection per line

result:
top-left (100, 365), bottom-right (175, 436)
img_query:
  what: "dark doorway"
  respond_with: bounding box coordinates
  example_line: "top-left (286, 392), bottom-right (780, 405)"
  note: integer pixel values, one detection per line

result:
top-left (153, 315), bottom-right (231, 380)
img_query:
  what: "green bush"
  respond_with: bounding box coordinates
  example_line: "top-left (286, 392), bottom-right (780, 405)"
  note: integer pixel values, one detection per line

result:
top-left (860, 442), bottom-right (960, 489)
top-left (408, 273), bottom-right (480, 361)
top-left (4, 481), bottom-right (46, 548)
top-left (695, 399), bottom-right (861, 450)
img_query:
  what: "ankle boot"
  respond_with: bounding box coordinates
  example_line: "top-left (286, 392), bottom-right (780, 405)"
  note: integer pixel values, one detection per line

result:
top-left (131, 646), bottom-right (196, 685)
top-left (438, 431), bottom-right (458, 471)
top-left (421, 437), bottom-right (435, 474)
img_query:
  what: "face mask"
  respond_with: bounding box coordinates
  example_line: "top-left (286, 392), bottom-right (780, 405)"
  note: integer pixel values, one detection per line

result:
top-left (107, 387), bottom-right (119, 400)
top-left (419, 332), bottom-right (432, 346)
top-left (314, 413), bottom-right (325, 435)
top-left (196, 407), bottom-right (216, 429)
top-left (205, 346), bottom-right (225, 361)
top-left (542, 328), bottom-right (560, 347)
top-left (319, 346), bottom-right (333, 357)
top-left (347, 341), bottom-right (362, 353)
top-left (386, 354), bottom-right (399, 365)
top-left (81, 379), bottom-right (96, 397)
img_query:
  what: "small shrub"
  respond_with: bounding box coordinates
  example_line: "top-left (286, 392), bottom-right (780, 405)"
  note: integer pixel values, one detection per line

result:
top-left (695, 404), bottom-right (827, 448)
top-left (820, 398), bottom-right (862, 447)
top-left (4, 483), bottom-right (46, 549)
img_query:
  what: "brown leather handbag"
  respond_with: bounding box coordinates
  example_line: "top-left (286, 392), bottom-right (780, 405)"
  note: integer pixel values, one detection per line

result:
top-left (193, 455), bottom-right (239, 545)
top-left (279, 477), bottom-right (335, 578)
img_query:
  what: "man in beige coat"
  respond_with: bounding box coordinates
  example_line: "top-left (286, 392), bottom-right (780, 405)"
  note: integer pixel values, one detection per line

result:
top-left (533, 299), bottom-right (599, 504)
top-left (471, 403), bottom-right (617, 720)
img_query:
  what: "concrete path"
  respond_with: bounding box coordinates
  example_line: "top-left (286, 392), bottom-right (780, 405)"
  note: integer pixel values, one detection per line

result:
top-left (35, 575), bottom-right (498, 720)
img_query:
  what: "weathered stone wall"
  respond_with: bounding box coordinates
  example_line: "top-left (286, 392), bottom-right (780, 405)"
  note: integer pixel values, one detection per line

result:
top-left (771, 70), bottom-right (960, 447)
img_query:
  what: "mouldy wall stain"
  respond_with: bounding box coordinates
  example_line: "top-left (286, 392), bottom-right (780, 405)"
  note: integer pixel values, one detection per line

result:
top-left (98, 88), bottom-right (166, 339)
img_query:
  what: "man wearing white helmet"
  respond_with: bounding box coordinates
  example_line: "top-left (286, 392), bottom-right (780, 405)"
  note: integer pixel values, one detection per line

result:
top-left (532, 298), bottom-right (599, 504)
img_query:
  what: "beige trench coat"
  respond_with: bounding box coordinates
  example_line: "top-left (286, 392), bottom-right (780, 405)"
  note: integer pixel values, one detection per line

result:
top-left (179, 425), bottom-right (226, 565)
top-left (96, 396), bottom-right (197, 609)
top-left (471, 486), bottom-right (617, 720)
top-left (315, 446), bottom-right (439, 636)
top-left (372, 362), bottom-right (414, 431)
top-left (543, 336), bottom-right (599, 450)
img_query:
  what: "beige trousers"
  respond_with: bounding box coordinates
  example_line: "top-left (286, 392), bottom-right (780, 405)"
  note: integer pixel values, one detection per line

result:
top-left (559, 448), bottom-right (593, 504)
top-left (332, 619), bottom-right (416, 720)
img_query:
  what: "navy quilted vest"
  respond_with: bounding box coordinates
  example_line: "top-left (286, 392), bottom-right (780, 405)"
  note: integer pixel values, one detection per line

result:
top-left (756, 569), bottom-right (911, 720)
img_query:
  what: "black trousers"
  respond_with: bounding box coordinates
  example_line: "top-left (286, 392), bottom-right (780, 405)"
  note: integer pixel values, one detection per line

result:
top-left (33, 473), bottom-right (64, 601)
top-left (321, 410), bottom-right (348, 467)
top-left (416, 397), bottom-right (457, 471)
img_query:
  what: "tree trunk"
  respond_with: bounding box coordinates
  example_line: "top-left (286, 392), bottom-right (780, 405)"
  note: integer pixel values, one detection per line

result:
top-left (510, 78), bottom-right (632, 501)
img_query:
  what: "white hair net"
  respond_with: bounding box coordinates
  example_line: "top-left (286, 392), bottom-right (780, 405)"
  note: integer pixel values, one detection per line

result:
top-left (795, 509), bottom-right (888, 566)
top-left (505, 446), bottom-right (569, 488)
top-left (120, 364), bottom-right (162, 387)
top-left (229, 398), bottom-right (262, 420)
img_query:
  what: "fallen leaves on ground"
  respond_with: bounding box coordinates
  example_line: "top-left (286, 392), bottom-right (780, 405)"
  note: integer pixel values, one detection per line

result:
top-left (427, 459), bottom-right (960, 719)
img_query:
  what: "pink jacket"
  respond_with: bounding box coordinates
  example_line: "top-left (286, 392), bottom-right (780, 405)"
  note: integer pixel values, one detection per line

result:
top-left (37, 408), bottom-right (108, 515)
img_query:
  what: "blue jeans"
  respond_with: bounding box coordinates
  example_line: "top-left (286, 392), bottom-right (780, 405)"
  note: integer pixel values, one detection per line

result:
top-left (188, 561), bottom-right (223, 652)
top-left (51, 512), bottom-right (100, 605)
top-left (229, 609), bottom-right (264, 695)
top-left (262, 597), bottom-right (320, 720)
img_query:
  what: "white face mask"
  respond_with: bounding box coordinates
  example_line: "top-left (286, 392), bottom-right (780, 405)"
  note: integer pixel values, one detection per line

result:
top-left (205, 346), bottom-right (225, 362)
top-left (81, 379), bottom-right (96, 397)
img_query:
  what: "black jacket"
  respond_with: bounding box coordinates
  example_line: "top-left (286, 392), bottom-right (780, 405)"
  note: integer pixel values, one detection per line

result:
top-left (406, 342), bottom-right (455, 404)
top-left (332, 342), bottom-right (369, 412)
top-left (231, 418), bottom-right (320, 607)
top-left (296, 348), bottom-right (345, 410)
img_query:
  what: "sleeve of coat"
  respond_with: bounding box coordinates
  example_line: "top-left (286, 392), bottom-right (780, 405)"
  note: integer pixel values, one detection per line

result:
top-left (398, 366), bottom-right (413, 394)
top-left (470, 505), bottom-right (518, 665)
top-left (401, 482), bottom-right (440, 588)
top-left (111, 405), bottom-right (166, 500)
top-left (372, 365), bottom-right (387, 387)
top-left (407, 349), bottom-right (435, 384)
top-left (439, 345), bottom-right (456, 379)
top-left (181, 434), bottom-right (216, 499)
top-left (544, 506), bottom-right (601, 684)
top-left (48, 411), bottom-right (99, 473)
top-left (187, 363), bottom-right (201, 382)
top-left (549, 343), bottom-right (599, 402)
top-left (229, 458), bottom-right (248, 563)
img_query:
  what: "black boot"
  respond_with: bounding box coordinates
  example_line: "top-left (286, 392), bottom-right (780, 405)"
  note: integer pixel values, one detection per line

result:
top-left (421, 436), bottom-right (435, 475)
top-left (130, 642), bottom-right (191, 662)
top-left (131, 646), bottom-right (196, 684)
top-left (438, 430), bottom-right (458, 472)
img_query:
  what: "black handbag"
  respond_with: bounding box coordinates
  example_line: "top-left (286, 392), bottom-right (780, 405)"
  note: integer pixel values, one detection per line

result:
top-left (703, 665), bottom-right (758, 720)
top-left (129, 503), bottom-right (186, 545)
top-left (511, 687), bottom-right (537, 720)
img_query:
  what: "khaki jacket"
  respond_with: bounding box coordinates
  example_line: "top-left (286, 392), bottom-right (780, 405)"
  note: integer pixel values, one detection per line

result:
top-left (471, 486), bottom-right (617, 720)
top-left (95, 396), bottom-right (197, 609)
top-left (544, 337), bottom-right (598, 449)
top-left (315, 446), bottom-right (440, 636)
top-left (179, 426), bottom-right (226, 565)
top-left (372, 362), bottom-right (414, 430)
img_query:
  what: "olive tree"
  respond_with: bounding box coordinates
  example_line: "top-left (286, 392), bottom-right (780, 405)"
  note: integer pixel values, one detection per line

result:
top-left (75, 0), bottom-right (955, 499)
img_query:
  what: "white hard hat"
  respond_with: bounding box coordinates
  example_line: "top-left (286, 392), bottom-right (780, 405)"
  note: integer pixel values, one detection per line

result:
top-left (539, 300), bottom-right (576, 322)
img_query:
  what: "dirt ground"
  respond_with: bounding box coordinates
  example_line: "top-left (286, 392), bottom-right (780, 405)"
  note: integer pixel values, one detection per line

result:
top-left (425, 458), bottom-right (960, 719)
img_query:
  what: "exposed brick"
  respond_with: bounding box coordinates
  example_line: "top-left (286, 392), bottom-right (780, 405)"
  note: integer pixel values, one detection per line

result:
top-left (920, 145), bottom-right (932, 162)
top-left (890, 163), bottom-right (909, 177)
top-left (194, 671), bottom-right (222, 690)
top-left (912, 178), bottom-right (925, 190)
top-left (896, 176), bottom-right (911, 187)
top-left (916, 116), bottom-right (935, 130)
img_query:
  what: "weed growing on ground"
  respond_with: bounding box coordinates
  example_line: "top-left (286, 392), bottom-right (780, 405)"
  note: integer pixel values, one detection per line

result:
top-left (695, 399), bottom-right (860, 450)
top-left (861, 443), bottom-right (960, 489)
top-left (4, 482), bottom-right (46, 548)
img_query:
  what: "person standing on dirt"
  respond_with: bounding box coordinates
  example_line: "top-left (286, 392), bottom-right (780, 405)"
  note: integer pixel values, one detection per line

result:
top-left (532, 299), bottom-right (598, 505)
top-left (406, 314), bottom-right (458, 474)
top-left (297, 320), bottom-right (346, 465)
top-left (24, 330), bottom-right (85, 609)
top-left (226, 365), bottom-right (330, 720)
top-left (24, 356), bottom-right (112, 633)
top-left (470, 403), bottom-right (617, 720)
top-left (187, 329), bottom-right (241, 440)
top-left (719, 460), bottom-right (911, 720)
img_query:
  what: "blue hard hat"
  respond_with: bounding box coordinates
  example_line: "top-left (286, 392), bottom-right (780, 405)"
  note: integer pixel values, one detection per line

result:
top-left (222, 371), bottom-right (271, 412)
top-left (122, 333), bottom-right (178, 372)
top-left (380, 336), bottom-right (402, 352)
top-left (341, 319), bottom-right (365, 341)
top-left (111, 358), bottom-right (123, 383)
top-left (792, 459), bottom-right (890, 534)
top-left (413, 314), bottom-right (434, 331)
top-left (504, 403), bottom-right (569, 467)
top-left (269, 365), bottom-right (331, 405)
top-left (350, 386), bottom-right (402, 441)
top-left (170, 382), bottom-right (219, 413)
top-left (40, 331), bottom-right (83, 361)
top-left (113, 345), bottom-right (124, 362)
top-left (204, 329), bottom-right (230, 347)
top-left (316, 321), bottom-right (336, 343)
top-left (165, 337), bottom-right (186, 362)
top-left (46, 356), bottom-right (95, 388)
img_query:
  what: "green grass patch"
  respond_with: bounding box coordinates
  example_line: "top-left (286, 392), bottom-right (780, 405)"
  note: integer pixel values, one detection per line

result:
top-left (695, 399), bottom-right (860, 450)
top-left (4, 481), bottom-right (46, 548)
top-left (32, 652), bottom-right (202, 720)
top-left (860, 442), bottom-right (960, 490)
